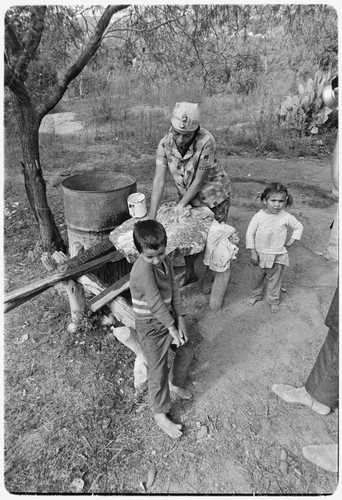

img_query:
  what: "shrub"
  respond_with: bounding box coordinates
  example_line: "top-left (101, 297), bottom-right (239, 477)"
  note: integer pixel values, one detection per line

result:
top-left (278, 70), bottom-right (335, 136)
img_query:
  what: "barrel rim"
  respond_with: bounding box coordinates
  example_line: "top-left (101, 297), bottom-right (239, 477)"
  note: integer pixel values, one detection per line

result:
top-left (61, 171), bottom-right (137, 193)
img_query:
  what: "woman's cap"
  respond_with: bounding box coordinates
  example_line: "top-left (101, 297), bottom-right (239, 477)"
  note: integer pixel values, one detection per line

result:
top-left (171, 102), bottom-right (200, 133)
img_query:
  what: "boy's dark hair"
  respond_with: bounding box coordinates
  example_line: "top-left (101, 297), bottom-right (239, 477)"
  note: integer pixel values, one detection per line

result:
top-left (260, 182), bottom-right (293, 207)
top-left (133, 219), bottom-right (167, 254)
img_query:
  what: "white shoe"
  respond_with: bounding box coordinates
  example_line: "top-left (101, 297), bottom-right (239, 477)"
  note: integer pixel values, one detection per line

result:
top-left (271, 384), bottom-right (331, 415)
top-left (302, 444), bottom-right (338, 473)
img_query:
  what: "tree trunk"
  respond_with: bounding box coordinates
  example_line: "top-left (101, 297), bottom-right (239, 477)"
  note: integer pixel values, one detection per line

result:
top-left (11, 93), bottom-right (66, 252)
top-left (5, 5), bottom-right (129, 252)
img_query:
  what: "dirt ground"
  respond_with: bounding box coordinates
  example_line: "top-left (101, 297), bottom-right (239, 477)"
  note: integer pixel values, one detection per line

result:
top-left (140, 156), bottom-right (340, 495)
top-left (3, 129), bottom-right (339, 495)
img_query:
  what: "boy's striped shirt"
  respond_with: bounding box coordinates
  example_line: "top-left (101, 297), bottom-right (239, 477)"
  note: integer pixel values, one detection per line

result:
top-left (130, 255), bottom-right (185, 328)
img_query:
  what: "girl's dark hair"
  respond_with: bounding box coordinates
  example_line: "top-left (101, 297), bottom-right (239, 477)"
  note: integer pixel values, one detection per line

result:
top-left (260, 182), bottom-right (293, 207)
top-left (133, 219), bottom-right (167, 253)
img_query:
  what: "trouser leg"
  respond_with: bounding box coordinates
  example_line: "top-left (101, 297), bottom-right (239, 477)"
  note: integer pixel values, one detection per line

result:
top-left (250, 265), bottom-right (266, 300)
top-left (137, 319), bottom-right (172, 414)
top-left (265, 263), bottom-right (284, 304)
top-left (169, 341), bottom-right (195, 387)
top-left (305, 328), bottom-right (339, 408)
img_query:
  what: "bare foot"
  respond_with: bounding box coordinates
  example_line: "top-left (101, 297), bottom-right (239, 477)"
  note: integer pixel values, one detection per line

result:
top-left (169, 382), bottom-right (192, 399)
top-left (270, 304), bottom-right (280, 313)
top-left (247, 297), bottom-right (262, 306)
top-left (154, 413), bottom-right (183, 439)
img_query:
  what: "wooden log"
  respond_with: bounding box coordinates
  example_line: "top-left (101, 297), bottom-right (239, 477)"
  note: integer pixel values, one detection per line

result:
top-left (4, 248), bottom-right (125, 313)
top-left (53, 253), bottom-right (135, 329)
top-left (209, 268), bottom-right (231, 311)
top-left (49, 251), bottom-right (134, 329)
top-left (48, 251), bottom-right (135, 330)
top-left (107, 296), bottom-right (135, 329)
top-left (56, 279), bottom-right (87, 324)
top-left (42, 251), bottom-right (87, 327)
top-left (78, 273), bottom-right (107, 297)
top-left (88, 274), bottom-right (130, 312)
top-left (111, 326), bottom-right (148, 391)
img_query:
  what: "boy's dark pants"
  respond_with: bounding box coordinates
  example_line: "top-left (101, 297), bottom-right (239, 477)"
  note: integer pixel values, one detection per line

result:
top-left (136, 317), bottom-right (194, 414)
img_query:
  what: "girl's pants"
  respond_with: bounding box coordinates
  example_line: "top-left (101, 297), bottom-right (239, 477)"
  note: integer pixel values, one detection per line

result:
top-left (136, 317), bottom-right (194, 414)
top-left (250, 263), bottom-right (285, 304)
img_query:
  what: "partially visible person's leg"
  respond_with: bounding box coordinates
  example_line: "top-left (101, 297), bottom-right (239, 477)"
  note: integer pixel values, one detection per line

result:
top-left (272, 327), bottom-right (338, 415)
top-left (272, 384), bottom-right (331, 415)
top-left (305, 327), bottom-right (339, 408)
top-left (272, 285), bottom-right (339, 469)
top-left (272, 286), bottom-right (339, 415)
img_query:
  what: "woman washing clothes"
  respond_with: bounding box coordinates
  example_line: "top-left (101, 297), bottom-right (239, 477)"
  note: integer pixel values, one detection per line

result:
top-left (149, 102), bottom-right (231, 287)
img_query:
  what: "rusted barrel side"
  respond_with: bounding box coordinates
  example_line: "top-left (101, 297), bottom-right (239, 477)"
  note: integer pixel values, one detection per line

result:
top-left (62, 172), bottom-right (137, 284)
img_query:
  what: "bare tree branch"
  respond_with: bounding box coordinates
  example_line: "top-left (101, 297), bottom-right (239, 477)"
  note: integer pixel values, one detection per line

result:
top-left (37, 4), bottom-right (129, 119)
top-left (15, 6), bottom-right (47, 78)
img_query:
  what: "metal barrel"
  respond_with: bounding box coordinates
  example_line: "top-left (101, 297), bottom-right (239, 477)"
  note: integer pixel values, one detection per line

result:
top-left (61, 170), bottom-right (137, 251)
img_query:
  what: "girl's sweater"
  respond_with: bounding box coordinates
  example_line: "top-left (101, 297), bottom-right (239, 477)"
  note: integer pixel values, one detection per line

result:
top-left (246, 209), bottom-right (303, 255)
top-left (130, 255), bottom-right (185, 328)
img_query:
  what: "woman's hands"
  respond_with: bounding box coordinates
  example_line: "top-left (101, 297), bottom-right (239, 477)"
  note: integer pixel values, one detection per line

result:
top-left (173, 204), bottom-right (191, 222)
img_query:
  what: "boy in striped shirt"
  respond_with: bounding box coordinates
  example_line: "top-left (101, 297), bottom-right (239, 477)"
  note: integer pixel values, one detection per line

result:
top-left (130, 220), bottom-right (194, 439)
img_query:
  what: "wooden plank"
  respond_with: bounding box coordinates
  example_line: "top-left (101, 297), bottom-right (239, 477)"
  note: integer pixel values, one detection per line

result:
top-left (4, 249), bottom-right (126, 313)
top-left (88, 274), bottom-right (130, 312)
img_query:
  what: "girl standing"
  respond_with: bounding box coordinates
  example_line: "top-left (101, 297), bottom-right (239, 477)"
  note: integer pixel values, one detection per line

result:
top-left (246, 182), bottom-right (303, 313)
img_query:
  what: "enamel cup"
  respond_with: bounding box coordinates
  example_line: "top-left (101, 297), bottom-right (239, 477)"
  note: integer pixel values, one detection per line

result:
top-left (127, 192), bottom-right (147, 218)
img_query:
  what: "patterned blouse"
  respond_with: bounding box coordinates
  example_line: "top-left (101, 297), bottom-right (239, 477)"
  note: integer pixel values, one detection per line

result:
top-left (156, 127), bottom-right (231, 209)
